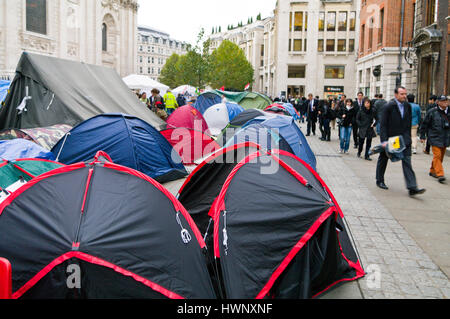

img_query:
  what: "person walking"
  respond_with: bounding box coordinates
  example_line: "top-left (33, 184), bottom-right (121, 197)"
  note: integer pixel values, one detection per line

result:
top-left (318, 100), bottom-right (332, 141)
top-left (408, 94), bottom-right (422, 154)
top-left (353, 92), bottom-right (365, 149)
top-left (374, 94), bottom-right (387, 136)
top-left (420, 95), bottom-right (450, 184)
top-left (176, 94), bottom-right (186, 108)
top-left (306, 94), bottom-right (318, 136)
top-left (375, 86), bottom-right (426, 197)
top-left (424, 95), bottom-right (438, 154)
top-left (356, 98), bottom-right (377, 161)
top-left (338, 98), bottom-right (357, 154)
top-left (163, 90), bottom-right (178, 116)
top-left (150, 89), bottom-right (164, 111)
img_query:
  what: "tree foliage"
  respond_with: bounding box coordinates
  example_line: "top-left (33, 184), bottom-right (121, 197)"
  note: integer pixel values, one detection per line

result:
top-left (209, 40), bottom-right (254, 91)
top-left (159, 53), bottom-right (181, 88)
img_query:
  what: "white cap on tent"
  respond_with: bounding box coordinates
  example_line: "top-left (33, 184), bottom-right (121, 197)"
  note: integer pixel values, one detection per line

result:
top-left (122, 74), bottom-right (169, 96)
top-left (203, 103), bottom-right (231, 137)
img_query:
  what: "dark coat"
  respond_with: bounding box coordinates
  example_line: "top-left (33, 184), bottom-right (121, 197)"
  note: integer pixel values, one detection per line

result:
top-left (353, 99), bottom-right (365, 122)
top-left (338, 106), bottom-right (357, 127)
top-left (420, 107), bottom-right (450, 148)
top-left (306, 99), bottom-right (319, 122)
top-left (379, 99), bottom-right (412, 148)
top-left (374, 99), bottom-right (387, 120)
top-left (356, 107), bottom-right (377, 139)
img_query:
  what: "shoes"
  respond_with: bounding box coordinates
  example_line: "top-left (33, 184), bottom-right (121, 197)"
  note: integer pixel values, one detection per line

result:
top-left (429, 173), bottom-right (438, 179)
top-left (424, 150), bottom-right (430, 155)
top-left (365, 156), bottom-right (372, 161)
top-left (354, 145), bottom-right (358, 149)
top-left (376, 182), bottom-right (389, 190)
top-left (357, 153), bottom-right (361, 158)
top-left (339, 150), bottom-right (343, 154)
top-left (408, 188), bottom-right (426, 197)
top-left (412, 148), bottom-right (417, 154)
top-left (438, 176), bottom-right (446, 184)
top-left (306, 134), bottom-right (310, 137)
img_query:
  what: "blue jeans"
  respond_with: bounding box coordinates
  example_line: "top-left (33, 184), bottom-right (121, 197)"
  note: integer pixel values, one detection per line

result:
top-left (340, 126), bottom-right (352, 151)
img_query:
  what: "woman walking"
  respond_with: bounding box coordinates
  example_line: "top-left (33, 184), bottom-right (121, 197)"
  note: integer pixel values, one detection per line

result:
top-left (356, 98), bottom-right (378, 161)
top-left (338, 99), bottom-right (357, 154)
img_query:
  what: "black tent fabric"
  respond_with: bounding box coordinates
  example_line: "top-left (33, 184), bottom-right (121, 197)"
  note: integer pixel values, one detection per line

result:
top-left (0, 152), bottom-right (215, 299)
top-left (0, 52), bottom-right (165, 130)
top-left (181, 146), bottom-right (364, 299)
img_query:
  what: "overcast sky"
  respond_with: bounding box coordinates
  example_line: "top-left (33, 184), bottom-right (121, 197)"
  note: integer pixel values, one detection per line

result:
top-left (137, 0), bottom-right (277, 45)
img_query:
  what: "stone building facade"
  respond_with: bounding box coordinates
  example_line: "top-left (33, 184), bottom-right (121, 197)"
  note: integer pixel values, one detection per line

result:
top-left (0, 0), bottom-right (138, 80)
top-left (355, 0), bottom-right (417, 101)
top-left (136, 25), bottom-right (187, 82)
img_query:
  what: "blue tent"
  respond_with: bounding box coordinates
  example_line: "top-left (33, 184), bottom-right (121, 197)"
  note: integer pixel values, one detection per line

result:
top-left (282, 103), bottom-right (301, 121)
top-left (226, 115), bottom-right (317, 170)
top-left (0, 80), bottom-right (10, 104)
top-left (194, 91), bottom-right (223, 114)
top-left (51, 114), bottom-right (188, 183)
top-left (0, 139), bottom-right (55, 161)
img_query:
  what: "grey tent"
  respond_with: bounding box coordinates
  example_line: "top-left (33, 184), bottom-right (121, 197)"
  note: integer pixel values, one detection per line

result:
top-left (0, 52), bottom-right (165, 130)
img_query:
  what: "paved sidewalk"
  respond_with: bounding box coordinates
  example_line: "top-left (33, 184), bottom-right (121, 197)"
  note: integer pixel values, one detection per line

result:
top-left (305, 129), bottom-right (450, 299)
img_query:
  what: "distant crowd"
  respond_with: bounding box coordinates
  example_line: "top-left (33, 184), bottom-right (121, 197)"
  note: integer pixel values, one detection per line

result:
top-left (283, 88), bottom-right (449, 196)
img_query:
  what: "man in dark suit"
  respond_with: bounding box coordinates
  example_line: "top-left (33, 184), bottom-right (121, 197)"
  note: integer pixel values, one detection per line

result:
top-left (306, 93), bottom-right (318, 136)
top-left (376, 86), bottom-right (426, 197)
top-left (353, 92), bottom-right (365, 148)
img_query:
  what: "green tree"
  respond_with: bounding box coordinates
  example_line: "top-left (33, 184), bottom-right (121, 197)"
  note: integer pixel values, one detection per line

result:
top-left (176, 29), bottom-right (212, 89)
top-left (159, 53), bottom-right (181, 88)
top-left (209, 40), bottom-right (254, 91)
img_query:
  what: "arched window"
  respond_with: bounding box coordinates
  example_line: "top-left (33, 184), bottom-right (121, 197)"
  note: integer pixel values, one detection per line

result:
top-left (102, 23), bottom-right (107, 52)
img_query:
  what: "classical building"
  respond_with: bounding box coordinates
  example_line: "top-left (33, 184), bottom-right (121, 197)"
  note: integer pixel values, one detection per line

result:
top-left (136, 25), bottom-right (188, 81)
top-left (355, 0), bottom-right (417, 101)
top-left (209, 0), bottom-right (360, 99)
top-left (408, 0), bottom-right (449, 106)
top-left (0, 0), bottom-right (138, 80)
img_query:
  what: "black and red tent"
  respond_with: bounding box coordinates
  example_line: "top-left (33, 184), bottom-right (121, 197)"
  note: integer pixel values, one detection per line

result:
top-left (178, 146), bottom-right (364, 299)
top-left (0, 152), bottom-right (216, 299)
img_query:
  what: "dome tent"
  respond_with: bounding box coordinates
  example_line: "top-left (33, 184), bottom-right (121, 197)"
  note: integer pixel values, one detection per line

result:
top-left (51, 114), bottom-right (187, 183)
top-left (194, 91), bottom-right (223, 114)
top-left (166, 105), bottom-right (209, 132)
top-left (0, 152), bottom-right (216, 299)
top-left (178, 146), bottom-right (364, 299)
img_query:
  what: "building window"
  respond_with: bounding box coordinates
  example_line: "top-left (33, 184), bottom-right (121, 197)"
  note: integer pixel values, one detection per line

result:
top-left (338, 12), bottom-right (347, 31)
top-left (349, 11), bottom-right (356, 31)
top-left (368, 18), bottom-right (373, 50)
top-left (139, 67), bottom-right (143, 74)
top-left (327, 12), bottom-right (336, 31)
top-left (426, 0), bottom-right (437, 25)
top-left (360, 24), bottom-right (365, 53)
top-left (148, 67), bottom-right (151, 74)
top-left (26, 0), bottom-right (47, 35)
top-left (288, 39), bottom-right (291, 51)
top-left (304, 39), bottom-right (307, 51)
top-left (379, 8), bottom-right (384, 45)
top-left (325, 66), bottom-right (345, 79)
top-left (102, 23), bottom-right (107, 51)
top-left (318, 39), bottom-right (324, 52)
top-left (319, 12), bottom-right (325, 31)
top-left (289, 12), bottom-right (293, 31)
top-left (148, 57), bottom-right (151, 63)
top-left (293, 39), bottom-right (302, 51)
top-left (326, 39), bottom-right (335, 52)
top-left (288, 65), bottom-right (306, 78)
top-left (294, 12), bottom-right (303, 31)
top-left (139, 46), bottom-right (143, 52)
top-left (139, 56), bottom-right (143, 63)
top-left (349, 39), bottom-right (355, 52)
top-left (359, 70), bottom-right (363, 84)
top-left (337, 39), bottom-right (346, 52)
top-left (304, 12), bottom-right (308, 31)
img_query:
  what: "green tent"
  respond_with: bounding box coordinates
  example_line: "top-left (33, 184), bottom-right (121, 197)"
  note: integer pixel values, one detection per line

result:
top-left (0, 159), bottom-right (63, 189)
top-left (214, 90), bottom-right (272, 110)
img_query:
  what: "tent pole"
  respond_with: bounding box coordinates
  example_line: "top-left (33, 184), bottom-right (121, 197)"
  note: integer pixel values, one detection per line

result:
top-left (55, 133), bottom-right (71, 162)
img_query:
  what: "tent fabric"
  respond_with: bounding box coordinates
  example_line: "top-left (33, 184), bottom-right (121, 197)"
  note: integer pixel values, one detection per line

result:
top-left (0, 52), bottom-right (165, 130)
top-left (211, 150), bottom-right (364, 298)
top-left (241, 116), bottom-right (317, 171)
top-left (0, 80), bottom-right (10, 104)
top-left (265, 105), bottom-right (291, 117)
top-left (265, 103), bottom-right (300, 120)
top-left (0, 159), bottom-right (64, 190)
top-left (51, 114), bottom-right (187, 183)
top-left (122, 74), bottom-right (169, 96)
top-left (214, 90), bottom-right (272, 110)
top-left (0, 124), bottom-right (72, 150)
top-left (161, 128), bottom-right (221, 165)
top-left (166, 105), bottom-right (209, 132)
top-left (172, 85), bottom-right (197, 97)
top-left (0, 154), bottom-right (216, 299)
top-left (178, 146), bottom-right (364, 299)
top-left (0, 139), bottom-right (55, 161)
top-left (203, 103), bottom-right (244, 136)
top-left (194, 91), bottom-right (223, 114)
top-left (227, 109), bottom-right (267, 128)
